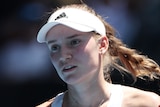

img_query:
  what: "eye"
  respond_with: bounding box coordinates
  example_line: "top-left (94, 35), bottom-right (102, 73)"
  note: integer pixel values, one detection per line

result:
top-left (50, 45), bottom-right (60, 53)
top-left (70, 39), bottom-right (81, 47)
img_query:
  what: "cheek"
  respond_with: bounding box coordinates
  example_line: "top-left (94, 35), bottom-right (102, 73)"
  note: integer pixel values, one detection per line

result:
top-left (50, 53), bottom-right (59, 66)
top-left (72, 45), bottom-right (87, 58)
top-left (75, 42), bottom-right (99, 63)
top-left (83, 42), bottom-right (100, 65)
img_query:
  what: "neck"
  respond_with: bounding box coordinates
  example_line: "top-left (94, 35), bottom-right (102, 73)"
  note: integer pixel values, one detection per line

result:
top-left (65, 55), bottom-right (111, 107)
top-left (66, 78), bottom-right (111, 107)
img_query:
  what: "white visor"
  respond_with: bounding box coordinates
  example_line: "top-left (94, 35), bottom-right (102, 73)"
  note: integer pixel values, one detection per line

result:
top-left (37, 8), bottom-right (106, 43)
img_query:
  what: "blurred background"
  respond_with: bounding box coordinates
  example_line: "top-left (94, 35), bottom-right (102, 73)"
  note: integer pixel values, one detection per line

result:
top-left (0, 0), bottom-right (160, 106)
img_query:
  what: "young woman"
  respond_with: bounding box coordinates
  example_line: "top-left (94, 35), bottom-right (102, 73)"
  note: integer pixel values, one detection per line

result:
top-left (36, 3), bottom-right (160, 107)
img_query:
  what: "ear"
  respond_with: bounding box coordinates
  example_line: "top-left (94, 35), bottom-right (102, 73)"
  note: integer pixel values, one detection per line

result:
top-left (98, 36), bottom-right (109, 54)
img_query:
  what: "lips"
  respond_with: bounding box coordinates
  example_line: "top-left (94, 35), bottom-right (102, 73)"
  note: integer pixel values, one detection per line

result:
top-left (62, 65), bottom-right (77, 72)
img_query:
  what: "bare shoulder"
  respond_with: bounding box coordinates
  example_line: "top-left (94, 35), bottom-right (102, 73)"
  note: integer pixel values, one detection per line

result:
top-left (36, 98), bottom-right (54, 107)
top-left (121, 85), bottom-right (160, 107)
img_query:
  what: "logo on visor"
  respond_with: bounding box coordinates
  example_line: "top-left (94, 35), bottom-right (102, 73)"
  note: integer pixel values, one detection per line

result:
top-left (55, 12), bottom-right (68, 20)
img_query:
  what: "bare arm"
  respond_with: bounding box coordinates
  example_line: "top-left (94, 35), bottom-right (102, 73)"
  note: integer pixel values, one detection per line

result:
top-left (136, 91), bottom-right (160, 107)
top-left (36, 98), bottom-right (54, 107)
top-left (122, 86), bottom-right (160, 107)
top-left (152, 93), bottom-right (160, 107)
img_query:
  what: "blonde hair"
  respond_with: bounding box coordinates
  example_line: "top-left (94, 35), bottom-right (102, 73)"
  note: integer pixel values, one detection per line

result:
top-left (54, 3), bottom-right (160, 82)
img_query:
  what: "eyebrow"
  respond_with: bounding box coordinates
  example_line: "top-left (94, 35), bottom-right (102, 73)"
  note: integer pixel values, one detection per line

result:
top-left (47, 34), bottom-right (81, 44)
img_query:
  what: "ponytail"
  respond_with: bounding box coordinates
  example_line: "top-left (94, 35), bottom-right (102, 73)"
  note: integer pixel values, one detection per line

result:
top-left (104, 21), bottom-right (160, 81)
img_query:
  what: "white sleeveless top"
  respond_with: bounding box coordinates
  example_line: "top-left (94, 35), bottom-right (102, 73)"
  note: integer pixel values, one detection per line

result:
top-left (51, 84), bottom-right (123, 107)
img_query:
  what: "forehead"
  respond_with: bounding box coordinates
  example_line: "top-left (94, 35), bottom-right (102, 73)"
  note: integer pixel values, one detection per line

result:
top-left (45, 24), bottom-right (94, 42)
top-left (47, 24), bottom-right (81, 35)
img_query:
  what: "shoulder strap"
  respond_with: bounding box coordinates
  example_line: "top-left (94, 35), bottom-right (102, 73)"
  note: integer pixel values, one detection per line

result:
top-left (108, 84), bottom-right (123, 107)
top-left (51, 93), bottom-right (64, 107)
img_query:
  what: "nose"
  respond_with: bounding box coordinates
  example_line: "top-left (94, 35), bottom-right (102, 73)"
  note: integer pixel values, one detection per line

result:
top-left (59, 54), bottom-right (72, 64)
top-left (59, 48), bottom-right (72, 64)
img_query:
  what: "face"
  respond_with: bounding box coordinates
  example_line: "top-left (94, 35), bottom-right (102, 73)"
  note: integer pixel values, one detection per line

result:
top-left (46, 24), bottom-right (106, 85)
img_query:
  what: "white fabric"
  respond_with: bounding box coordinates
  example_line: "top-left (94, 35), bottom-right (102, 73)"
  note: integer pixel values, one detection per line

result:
top-left (51, 84), bottom-right (123, 107)
top-left (51, 93), bottom-right (64, 107)
top-left (37, 8), bottom-right (106, 43)
top-left (108, 84), bottom-right (123, 107)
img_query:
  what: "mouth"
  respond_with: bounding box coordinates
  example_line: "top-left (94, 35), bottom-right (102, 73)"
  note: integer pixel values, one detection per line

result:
top-left (62, 65), bottom-right (77, 72)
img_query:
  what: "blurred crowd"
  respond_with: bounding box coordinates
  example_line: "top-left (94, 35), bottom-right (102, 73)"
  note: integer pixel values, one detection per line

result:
top-left (0, 0), bottom-right (159, 107)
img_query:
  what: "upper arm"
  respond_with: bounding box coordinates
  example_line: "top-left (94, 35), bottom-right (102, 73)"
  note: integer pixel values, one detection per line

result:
top-left (36, 98), bottom-right (54, 107)
top-left (150, 92), bottom-right (160, 107)
top-left (122, 86), bottom-right (160, 107)
top-left (137, 91), bottom-right (160, 107)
